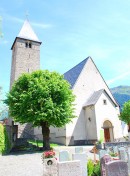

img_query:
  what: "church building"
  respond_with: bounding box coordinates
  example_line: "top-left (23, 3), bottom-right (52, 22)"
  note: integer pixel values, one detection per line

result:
top-left (10, 20), bottom-right (127, 145)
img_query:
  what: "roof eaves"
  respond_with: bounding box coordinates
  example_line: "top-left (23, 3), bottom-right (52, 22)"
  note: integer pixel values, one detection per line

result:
top-left (11, 37), bottom-right (42, 50)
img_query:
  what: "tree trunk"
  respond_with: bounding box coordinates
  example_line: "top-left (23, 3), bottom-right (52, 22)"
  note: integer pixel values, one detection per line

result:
top-left (128, 123), bottom-right (130, 132)
top-left (128, 123), bottom-right (130, 141)
top-left (41, 122), bottom-right (50, 150)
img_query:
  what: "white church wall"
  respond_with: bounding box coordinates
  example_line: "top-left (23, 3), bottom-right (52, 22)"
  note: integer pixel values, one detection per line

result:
top-left (121, 122), bottom-right (128, 138)
top-left (84, 106), bottom-right (97, 140)
top-left (66, 109), bottom-right (87, 142)
top-left (34, 126), bottom-right (67, 145)
top-left (95, 92), bottom-right (123, 141)
top-left (66, 57), bottom-right (118, 143)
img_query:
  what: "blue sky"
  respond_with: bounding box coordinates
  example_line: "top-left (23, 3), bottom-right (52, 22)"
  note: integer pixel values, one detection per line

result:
top-left (0, 0), bottom-right (130, 95)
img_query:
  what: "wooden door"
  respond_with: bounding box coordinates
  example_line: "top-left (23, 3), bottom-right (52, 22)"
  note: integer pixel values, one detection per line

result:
top-left (104, 128), bottom-right (110, 142)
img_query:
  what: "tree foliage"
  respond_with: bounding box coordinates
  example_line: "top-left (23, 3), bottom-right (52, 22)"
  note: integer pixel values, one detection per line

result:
top-left (119, 100), bottom-right (130, 125)
top-left (5, 70), bottom-right (75, 149)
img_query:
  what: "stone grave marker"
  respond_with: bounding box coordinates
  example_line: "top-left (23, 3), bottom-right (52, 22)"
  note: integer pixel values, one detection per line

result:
top-left (105, 160), bottom-right (128, 176)
top-left (99, 150), bottom-right (108, 160)
top-left (58, 160), bottom-right (82, 176)
top-left (72, 153), bottom-right (87, 176)
top-left (59, 150), bottom-right (70, 162)
top-left (43, 158), bottom-right (58, 176)
top-left (118, 147), bottom-right (128, 162)
top-left (128, 146), bottom-right (130, 153)
top-left (100, 154), bottom-right (111, 176)
top-left (75, 147), bottom-right (83, 153)
top-left (113, 146), bottom-right (118, 154)
top-left (126, 150), bottom-right (130, 174)
top-left (106, 147), bottom-right (111, 154)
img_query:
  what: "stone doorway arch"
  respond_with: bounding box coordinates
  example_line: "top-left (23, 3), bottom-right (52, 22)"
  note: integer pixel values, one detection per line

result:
top-left (103, 120), bottom-right (114, 142)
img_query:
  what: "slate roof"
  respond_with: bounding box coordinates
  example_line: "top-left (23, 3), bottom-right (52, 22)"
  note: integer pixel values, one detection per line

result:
top-left (64, 57), bottom-right (89, 88)
top-left (84, 89), bottom-right (118, 107)
top-left (18, 20), bottom-right (40, 42)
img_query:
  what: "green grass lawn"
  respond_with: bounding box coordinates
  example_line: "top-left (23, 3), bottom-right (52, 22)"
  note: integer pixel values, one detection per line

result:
top-left (28, 139), bottom-right (60, 148)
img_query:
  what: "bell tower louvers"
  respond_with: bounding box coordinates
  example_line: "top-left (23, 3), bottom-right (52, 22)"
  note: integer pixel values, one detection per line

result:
top-left (10, 19), bottom-right (42, 88)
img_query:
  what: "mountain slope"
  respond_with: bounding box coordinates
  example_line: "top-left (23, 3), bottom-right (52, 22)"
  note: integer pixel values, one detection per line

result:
top-left (111, 86), bottom-right (130, 108)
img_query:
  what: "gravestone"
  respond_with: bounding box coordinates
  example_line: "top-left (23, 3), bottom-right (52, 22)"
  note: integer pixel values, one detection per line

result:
top-left (100, 154), bottom-right (111, 176)
top-left (99, 150), bottom-right (108, 160)
top-left (59, 150), bottom-right (70, 162)
top-left (126, 151), bottom-right (130, 174)
top-left (72, 153), bottom-right (87, 176)
top-left (105, 160), bottom-right (128, 176)
top-left (113, 146), bottom-right (118, 154)
top-left (43, 158), bottom-right (58, 176)
top-left (118, 147), bottom-right (127, 162)
top-left (128, 146), bottom-right (130, 153)
top-left (58, 160), bottom-right (82, 176)
top-left (75, 147), bottom-right (83, 153)
top-left (106, 147), bottom-right (111, 154)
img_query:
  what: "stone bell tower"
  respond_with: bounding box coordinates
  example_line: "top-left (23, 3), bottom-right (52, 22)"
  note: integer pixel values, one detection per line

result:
top-left (10, 20), bottom-right (42, 139)
top-left (10, 19), bottom-right (42, 88)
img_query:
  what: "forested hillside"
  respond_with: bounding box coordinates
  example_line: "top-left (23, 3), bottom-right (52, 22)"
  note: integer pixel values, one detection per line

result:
top-left (111, 86), bottom-right (130, 109)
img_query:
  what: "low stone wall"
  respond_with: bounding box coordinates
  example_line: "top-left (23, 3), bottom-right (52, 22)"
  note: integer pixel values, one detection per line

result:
top-left (104, 141), bottom-right (130, 149)
top-left (74, 139), bottom-right (96, 145)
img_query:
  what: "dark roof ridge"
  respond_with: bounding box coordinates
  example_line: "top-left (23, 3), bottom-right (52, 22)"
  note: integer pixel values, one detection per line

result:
top-left (64, 57), bottom-right (90, 88)
top-left (64, 57), bottom-right (90, 75)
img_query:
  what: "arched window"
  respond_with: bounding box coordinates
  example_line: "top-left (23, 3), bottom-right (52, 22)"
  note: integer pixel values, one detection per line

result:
top-left (25, 42), bottom-right (28, 48)
top-left (29, 42), bottom-right (32, 48)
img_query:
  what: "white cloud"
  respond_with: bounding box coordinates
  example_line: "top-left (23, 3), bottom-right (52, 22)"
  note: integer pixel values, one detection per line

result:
top-left (107, 71), bottom-right (130, 85)
top-left (5, 14), bottom-right (52, 29)
top-left (31, 21), bottom-right (53, 29)
top-left (0, 39), bottom-right (9, 45)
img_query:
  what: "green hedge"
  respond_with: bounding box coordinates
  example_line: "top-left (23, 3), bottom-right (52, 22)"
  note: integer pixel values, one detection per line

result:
top-left (0, 124), bottom-right (11, 154)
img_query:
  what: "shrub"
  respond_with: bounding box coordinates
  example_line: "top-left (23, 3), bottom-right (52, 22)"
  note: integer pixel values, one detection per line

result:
top-left (87, 159), bottom-right (101, 176)
top-left (93, 161), bottom-right (101, 176)
top-left (0, 124), bottom-right (11, 154)
top-left (87, 159), bottom-right (94, 176)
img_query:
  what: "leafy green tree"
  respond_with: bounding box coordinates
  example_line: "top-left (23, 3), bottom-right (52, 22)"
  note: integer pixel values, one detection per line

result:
top-left (5, 70), bottom-right (75, 150)
top-left (119, 100), bottom-right (130, 132)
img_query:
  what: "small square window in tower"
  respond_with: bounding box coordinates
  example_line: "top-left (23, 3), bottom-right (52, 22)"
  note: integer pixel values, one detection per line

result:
top-left (103, 99), bottom-right (107, 105)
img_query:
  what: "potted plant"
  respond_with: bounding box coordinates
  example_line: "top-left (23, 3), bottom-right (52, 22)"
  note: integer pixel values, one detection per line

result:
top-left (42, 150), bottom-right (58, 175)
top-left (42, 150), bottom-right (57, 165)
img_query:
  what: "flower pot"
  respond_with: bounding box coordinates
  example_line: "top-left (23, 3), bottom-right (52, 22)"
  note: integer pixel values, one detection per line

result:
top-left (43, 158), bottom-right (57, 165)
top-left (43, 158), bottom-right (58, 176)
top-left (96, 144), bottom-right (102, 150)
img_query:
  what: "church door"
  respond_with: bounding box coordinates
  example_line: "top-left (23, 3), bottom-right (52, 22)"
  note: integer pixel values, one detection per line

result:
top-left (104, 128), bottom-right (110, 142)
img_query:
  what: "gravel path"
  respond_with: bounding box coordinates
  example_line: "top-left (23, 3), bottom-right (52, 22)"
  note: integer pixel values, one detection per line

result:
top-left (0, 152), bottom-right (43, 176)
top-left (0, 146), bottom-right (96, 176)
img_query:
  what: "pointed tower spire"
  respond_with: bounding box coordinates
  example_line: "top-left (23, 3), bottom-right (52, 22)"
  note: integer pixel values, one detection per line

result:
top-left (18, 20), bottom-right (40, 42)
top-left (11, 19), bottom-right (41, 49)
